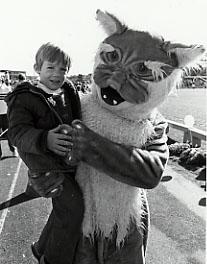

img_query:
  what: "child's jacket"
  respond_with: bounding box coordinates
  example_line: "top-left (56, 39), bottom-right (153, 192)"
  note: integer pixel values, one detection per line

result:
top-left (5, 81), bottom-right (81, 173)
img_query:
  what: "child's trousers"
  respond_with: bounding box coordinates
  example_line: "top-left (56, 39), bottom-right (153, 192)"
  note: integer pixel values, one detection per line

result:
top-left (36, 174), bottom-right (84, 264)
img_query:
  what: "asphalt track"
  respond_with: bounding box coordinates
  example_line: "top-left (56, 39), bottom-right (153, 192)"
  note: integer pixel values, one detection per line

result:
top-left (0, 141), bottom-right (206, 264)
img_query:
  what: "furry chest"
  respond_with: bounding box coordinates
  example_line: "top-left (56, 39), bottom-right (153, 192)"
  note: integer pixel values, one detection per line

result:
top-left (79, 94), bottom-right (153, 145)
top-left (76, 94), bottom-right (154, 243)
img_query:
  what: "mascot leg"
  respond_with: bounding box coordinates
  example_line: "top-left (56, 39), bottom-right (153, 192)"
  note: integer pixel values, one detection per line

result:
top-left (74, 236), bottom-right (97, 264)
top-left (74, 220), bottom-right (148, 264)
top-left (103, 223), bottom-right (146, 264)
top-left (74, 195), bottom-right (149, 263)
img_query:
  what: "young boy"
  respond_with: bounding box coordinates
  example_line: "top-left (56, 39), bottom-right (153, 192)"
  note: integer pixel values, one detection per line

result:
top-left (5, 43), bottom-right (84, 264)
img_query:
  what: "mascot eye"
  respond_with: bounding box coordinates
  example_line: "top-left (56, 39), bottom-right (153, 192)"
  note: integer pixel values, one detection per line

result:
top-left (136, 63), bottom-right (148, 73)
top-left (132, 62), bottom-right (152, 78)
top-left (129, 62), bottom-right (153, 80)
top-left (100, 49), bottom-right (121, 64)
top-left (108, 50), bottom-right (119, 61)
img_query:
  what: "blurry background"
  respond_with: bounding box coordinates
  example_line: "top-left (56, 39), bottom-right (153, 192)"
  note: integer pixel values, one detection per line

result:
top-left (0, 0), bottom-right (206, 76)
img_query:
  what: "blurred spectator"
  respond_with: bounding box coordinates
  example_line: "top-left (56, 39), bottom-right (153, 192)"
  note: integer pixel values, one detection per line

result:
top-left (4, 71), bottom-right (10, 84)
top-left (12, 73), bottom-right (27, 90)
top-left (0, 78), bottom-right (17, 159)
top-left (3, 71), bottom-right (12, 89)
top-left (31, 77), bottom-right (39, 86)
top-left (18, 73), bottom-right (26, 84)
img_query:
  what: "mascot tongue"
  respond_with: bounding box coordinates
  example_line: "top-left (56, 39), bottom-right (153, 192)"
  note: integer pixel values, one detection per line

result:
top-left (101, 86), bottom-right (125, 105)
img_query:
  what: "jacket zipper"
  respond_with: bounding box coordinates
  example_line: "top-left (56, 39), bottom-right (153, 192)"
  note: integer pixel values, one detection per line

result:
top-left (30, 90), bottom-right (64, 125)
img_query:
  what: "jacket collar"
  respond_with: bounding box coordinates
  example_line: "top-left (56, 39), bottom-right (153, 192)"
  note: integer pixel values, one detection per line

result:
top-left (37, 82), bottom-right (62, 95)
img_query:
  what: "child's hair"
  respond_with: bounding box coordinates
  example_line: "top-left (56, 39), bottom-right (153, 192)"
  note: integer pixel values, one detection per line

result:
top-left (35, 42), bottom-right (71, 71)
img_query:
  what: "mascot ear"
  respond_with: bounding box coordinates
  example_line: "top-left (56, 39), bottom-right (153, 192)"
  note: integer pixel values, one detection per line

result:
top-left (162, 42), bottom-right (206, 68)
top-left (96, 9), bottom-right (127, 36)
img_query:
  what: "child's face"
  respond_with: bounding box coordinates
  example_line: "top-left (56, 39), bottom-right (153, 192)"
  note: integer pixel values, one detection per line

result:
top-left (38, 60), bottom-right (68, 90)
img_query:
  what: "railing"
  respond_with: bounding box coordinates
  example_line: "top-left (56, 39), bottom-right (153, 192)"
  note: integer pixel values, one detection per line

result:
top-left (167, 120), bottom-right (206, 147)
top-left (0, 93), bottom-right (7, 100)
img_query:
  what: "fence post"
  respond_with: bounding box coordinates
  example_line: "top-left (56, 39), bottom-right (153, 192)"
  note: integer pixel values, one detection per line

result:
top-left (183, 129), bottom-right (191, 144)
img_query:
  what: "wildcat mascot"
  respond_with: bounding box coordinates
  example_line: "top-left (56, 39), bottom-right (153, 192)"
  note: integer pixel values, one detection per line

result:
top-left (68, 10), bottom-right (205, 264)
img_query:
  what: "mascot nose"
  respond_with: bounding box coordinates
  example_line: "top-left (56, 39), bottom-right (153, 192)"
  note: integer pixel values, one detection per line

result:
top-left (107, 70), bottom-right (126, 91)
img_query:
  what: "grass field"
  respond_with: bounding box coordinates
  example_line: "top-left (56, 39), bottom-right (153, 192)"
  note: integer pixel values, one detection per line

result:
top-left (158, 88), bottom-right (206, 131)
top-left (158, 88), bottom-right (206, 147)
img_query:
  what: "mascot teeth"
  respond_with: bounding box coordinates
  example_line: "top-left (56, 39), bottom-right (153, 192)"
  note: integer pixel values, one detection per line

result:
top-left (100, 87), bottom-right (125, 106)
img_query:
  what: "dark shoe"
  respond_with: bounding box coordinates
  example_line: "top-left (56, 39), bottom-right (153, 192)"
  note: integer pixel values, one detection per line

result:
top-left (31, 242), bottom-right (42, 261)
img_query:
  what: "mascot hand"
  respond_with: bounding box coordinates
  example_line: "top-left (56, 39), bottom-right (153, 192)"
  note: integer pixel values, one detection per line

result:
top-left (70, 120), bottom-right (133, 180)
top-left (70, 119), bottom-right (104, 163)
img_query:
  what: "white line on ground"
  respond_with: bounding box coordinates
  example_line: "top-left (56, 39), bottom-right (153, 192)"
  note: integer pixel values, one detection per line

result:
top-left (0, 158), bottom-right (22, 235)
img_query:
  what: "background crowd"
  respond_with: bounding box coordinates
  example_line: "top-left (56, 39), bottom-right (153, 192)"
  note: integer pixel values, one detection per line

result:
top-left (0, 72), bottom-right (27, 159)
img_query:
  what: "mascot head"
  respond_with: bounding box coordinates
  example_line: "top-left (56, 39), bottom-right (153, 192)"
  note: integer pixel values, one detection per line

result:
top-left (92, 10), bottom-right (205, 118)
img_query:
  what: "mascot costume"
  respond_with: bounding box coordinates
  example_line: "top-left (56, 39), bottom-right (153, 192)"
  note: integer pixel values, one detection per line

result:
top-left (67, 10), bottom-right (205, 264)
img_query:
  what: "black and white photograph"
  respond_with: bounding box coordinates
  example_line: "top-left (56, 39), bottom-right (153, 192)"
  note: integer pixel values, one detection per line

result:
top-left (0, 0), bottom-right (206, 263)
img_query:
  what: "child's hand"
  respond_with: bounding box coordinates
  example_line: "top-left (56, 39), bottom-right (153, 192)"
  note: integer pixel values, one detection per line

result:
top-left (47, 125), bottom-right (73, 157)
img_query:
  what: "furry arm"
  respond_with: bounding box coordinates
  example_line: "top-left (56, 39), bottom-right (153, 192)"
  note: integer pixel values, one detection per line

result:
top-left (70, 119), bottom-right (169, 189)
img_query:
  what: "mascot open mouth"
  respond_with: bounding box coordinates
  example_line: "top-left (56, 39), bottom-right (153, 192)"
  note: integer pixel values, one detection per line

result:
top-left (100, 86), bottom-right (125, 106)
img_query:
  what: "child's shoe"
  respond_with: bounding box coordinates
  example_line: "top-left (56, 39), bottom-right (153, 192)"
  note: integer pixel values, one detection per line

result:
top-left (31, 242), bottom-right (42, 261)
